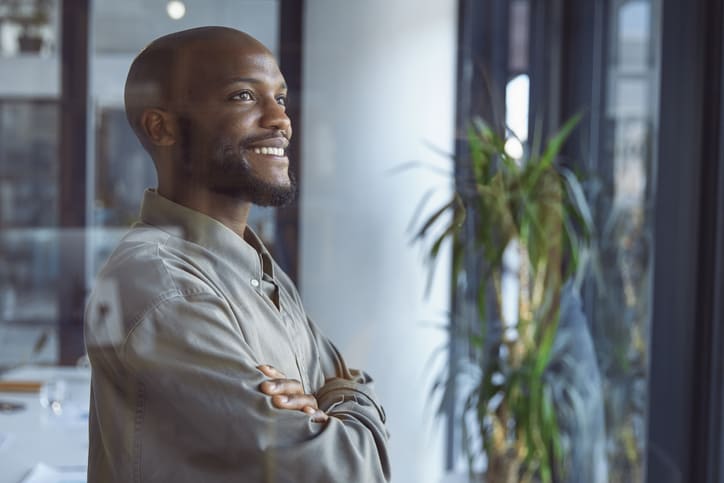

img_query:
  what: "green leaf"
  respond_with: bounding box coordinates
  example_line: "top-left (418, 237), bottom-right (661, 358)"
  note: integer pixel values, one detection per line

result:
top-left (559, 165), bottom-right (595, 236)
top-left (414, 198), bottom-right (455, 241)
top-left (540, 112), bottom-right (583, 166)
top-left (523, 113), bottom-right (583, 196)
top-left (533, 318), bottom-right (559, 377)
top-left (406, 187), bottom-right (437, 236)
top-left (425, 221), bottom-right (462, 296)
top-left (386, 159), bottom-right (454, 177)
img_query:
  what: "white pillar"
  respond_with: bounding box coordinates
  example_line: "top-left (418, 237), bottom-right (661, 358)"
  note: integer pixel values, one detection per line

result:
top-left (300, 2), bottom-right (458, 481)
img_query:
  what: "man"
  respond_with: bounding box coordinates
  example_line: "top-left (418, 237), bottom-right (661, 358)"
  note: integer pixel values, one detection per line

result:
top-left (84, 26), bottom-right (390, 482)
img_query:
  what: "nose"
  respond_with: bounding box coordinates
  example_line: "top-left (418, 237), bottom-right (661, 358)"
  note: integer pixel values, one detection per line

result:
top-left (261, 98), bottom-right (292, 137)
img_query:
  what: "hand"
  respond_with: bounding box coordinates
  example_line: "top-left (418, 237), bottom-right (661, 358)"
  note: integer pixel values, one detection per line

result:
top-left (257, 365), bottom-right (329, 423)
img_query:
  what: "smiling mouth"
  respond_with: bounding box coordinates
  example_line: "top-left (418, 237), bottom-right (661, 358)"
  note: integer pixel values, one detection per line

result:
top-left (250, 146), bottom-right (286, 156)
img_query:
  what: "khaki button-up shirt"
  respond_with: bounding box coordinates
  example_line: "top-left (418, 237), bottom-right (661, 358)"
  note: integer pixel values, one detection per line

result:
top-left (84, 190), bottom-right (390, 482)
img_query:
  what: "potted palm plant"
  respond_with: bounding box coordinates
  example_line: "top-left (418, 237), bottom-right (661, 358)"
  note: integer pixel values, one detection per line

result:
top-left (416, 114), bottom-right (597, 483)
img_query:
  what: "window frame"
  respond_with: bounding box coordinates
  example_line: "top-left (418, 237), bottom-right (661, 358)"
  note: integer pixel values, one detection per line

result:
top-left (455, 0), bottom-right (724, 481)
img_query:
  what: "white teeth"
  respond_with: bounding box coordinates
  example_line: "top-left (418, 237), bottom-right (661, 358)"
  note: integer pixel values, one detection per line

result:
top-left (252, 147), bottom-right (284, 156)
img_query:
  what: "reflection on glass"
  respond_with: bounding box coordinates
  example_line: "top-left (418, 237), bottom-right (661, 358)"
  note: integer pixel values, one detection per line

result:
top-left (0, 0), bottom-right (61, 369)
top-left (594, 0), bottom-right (659, 481)
top-left (94, 108), bottom-right (157, 227)
top-left (0, 101), bottom-right (60, 367)
top-left (0, 101), bottom-right (58, 227)
top-left (0, 117), bottom-right (59, 371)
top-left (39, 377), bottom-right (66, 415)
top-left (0, 0), bottom-right (59, 57)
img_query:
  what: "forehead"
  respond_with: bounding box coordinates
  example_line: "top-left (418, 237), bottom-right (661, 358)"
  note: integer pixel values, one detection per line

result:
top-left (177, 39), bottom-right (285, 95)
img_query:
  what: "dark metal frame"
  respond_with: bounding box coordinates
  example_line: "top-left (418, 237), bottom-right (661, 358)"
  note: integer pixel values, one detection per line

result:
top-left (528, 0), bottom-right (564, 142)
top-left (458, 0), bottom-right (724, 481)
top-left (647, 0), bottom-right (724, 481)
top-left (58, 0), bottom-right (90, 364)
top-left (527, 0), bottom-right (724, 481)
top-left (275, 0), bottom-right (304, 283)
top-left (714, 19), bottom-right (724, 483)
top-left (450, 0), bottom-right (511, 470)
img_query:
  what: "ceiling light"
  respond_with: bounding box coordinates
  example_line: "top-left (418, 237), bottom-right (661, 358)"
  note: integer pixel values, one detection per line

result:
top-left (166, 1), bottom-right (186, 20)
top-left (504, 137), bottom-right (524, 160)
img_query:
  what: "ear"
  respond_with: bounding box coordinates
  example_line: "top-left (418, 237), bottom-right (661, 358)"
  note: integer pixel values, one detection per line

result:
top-left (139, 108), bottom-right (177, 147)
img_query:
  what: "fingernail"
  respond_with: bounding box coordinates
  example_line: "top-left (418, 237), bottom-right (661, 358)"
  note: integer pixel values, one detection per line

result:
top-left (304, 406), bottom-right (316, 414)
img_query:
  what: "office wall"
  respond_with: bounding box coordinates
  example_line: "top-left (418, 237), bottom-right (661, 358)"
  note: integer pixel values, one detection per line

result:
top-left (300, 1), bottom-right (458, 481)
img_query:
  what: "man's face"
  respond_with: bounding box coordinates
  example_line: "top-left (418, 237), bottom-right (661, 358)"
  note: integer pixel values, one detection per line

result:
top-left (173, 37), bottom-right (295, 206)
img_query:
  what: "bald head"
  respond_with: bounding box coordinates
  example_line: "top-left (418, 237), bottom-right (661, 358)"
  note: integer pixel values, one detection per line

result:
top-left (122, 26), bottom-right (293, 207)
top-left (124, 26), bottom-right (272, 150)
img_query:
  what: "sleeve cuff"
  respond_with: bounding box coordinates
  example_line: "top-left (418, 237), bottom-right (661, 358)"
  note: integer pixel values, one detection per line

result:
top-left (316, 377), bottom-right (387, 424)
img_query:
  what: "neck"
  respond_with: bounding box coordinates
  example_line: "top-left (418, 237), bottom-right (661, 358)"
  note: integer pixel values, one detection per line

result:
top-left (158, 181), bottom-right (251, 239)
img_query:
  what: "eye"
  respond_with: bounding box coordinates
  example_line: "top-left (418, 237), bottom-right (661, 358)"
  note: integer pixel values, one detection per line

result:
top-left (230, 90), bottom-right (254, 101)
top-left (276, 95), bottom-right (288, 107)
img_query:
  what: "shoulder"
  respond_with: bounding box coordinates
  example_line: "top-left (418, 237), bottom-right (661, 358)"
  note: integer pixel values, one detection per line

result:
top-left (85, 224), bottom-right (221, 343)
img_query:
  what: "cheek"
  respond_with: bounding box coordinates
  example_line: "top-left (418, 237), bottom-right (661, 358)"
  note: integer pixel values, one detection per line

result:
top-left (182, 111), bottom-right (256, 160)
top-left (205, 130), bottom-right (241, 161)
top-left (216, 109), bottom-right (254, 135)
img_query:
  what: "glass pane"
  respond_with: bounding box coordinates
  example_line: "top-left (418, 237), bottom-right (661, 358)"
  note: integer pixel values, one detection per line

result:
top-left (0, 100), bottom-right (61, 367)
top-left (0, 101), bottom-right (58, 227)
top-left (594, 0), bottom-right (660, 481)
top-left (0, 0), bottom-right (62, 368)
top-left (89, 0), bottom-right (281, 272)
top-left (0, 0), bottom-right (60, 99)
top-left (93, 108), bottom-right (157, 227)
top-left (0, 0), bottom-right (60, 58)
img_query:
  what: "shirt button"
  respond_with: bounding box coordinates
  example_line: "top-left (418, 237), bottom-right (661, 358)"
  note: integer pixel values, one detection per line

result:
top-left (250, 278), bottom-right (260, 288)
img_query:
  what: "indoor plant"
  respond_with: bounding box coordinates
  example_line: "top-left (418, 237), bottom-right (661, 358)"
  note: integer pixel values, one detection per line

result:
top-left (415, 114), bottom-right (595, 482)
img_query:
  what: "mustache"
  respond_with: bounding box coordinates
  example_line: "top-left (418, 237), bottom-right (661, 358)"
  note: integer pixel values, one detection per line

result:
top-left (241, 131), bottom-right (288, 146)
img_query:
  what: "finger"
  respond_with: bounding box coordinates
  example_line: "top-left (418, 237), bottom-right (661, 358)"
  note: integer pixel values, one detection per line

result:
top-left (259, 378), bottom-right (304, 396)
top-left (313, 413), bottom-right (329, 423)
top-left (271, 393), bottom-right (318, 411)
top-left (304, 406), bottom-right (329, 423)
top-left (257, 365), bottom-right (286, 379)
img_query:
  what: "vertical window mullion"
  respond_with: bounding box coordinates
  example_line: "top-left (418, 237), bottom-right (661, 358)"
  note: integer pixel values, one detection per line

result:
top-left (57, 0), bottom-right (90, 364)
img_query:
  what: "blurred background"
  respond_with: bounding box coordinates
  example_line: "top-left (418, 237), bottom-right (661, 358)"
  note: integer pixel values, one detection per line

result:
top-left (0, 1), bottom-right (722, 482)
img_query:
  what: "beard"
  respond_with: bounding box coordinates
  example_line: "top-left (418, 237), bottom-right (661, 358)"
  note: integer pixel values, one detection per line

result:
top-left (178, 117), bottom-right (296, 207)
top-left (210, 147), bottom-right (297, 207)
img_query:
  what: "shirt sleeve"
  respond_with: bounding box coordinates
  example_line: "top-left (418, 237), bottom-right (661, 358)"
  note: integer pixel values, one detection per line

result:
top-left (113, 291), bottom-right (390, 483)
top-left (305, 317), bottom-right (391, 472)
top-left (306, 317), bottom-right (388, 419)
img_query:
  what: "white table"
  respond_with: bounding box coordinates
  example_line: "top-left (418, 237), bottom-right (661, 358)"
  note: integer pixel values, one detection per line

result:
top-left (0, 366), bottom-right (89, 483)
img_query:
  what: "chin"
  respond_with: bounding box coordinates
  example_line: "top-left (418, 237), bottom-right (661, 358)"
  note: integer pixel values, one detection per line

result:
top-left (211, 175), bottom-right (297, 207)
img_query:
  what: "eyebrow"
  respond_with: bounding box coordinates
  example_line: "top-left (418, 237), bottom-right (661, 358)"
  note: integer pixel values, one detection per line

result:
top-left (224, 77), bottom-right (287, 90)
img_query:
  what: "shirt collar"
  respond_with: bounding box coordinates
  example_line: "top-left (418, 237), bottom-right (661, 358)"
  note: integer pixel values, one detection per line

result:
top-left (138, 189), bottom-right (275, 278)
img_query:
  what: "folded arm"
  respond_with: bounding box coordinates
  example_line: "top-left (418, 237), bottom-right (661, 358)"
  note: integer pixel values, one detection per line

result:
top-left (106, 292), bottom-right (389, 482)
